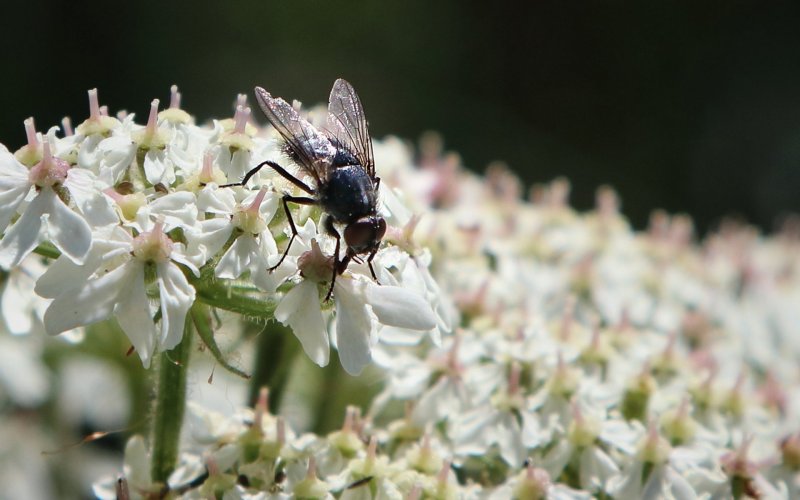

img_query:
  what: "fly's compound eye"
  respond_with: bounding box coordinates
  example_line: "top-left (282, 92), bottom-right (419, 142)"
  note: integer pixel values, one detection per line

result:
top-left (376, 218), bottom-right (387, 240)
top-left (345, 217), bottom-right (385, 253)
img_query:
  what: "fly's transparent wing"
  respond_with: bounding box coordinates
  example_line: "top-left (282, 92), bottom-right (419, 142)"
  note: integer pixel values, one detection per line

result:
top-left (325, 79), bottom-right (375, 179)
top-left (254, 86), bottom-right (335, 183)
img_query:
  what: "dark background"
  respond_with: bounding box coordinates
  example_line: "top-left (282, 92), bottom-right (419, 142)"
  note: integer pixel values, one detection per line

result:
top-left (3, 1), bottom-right (800, 233)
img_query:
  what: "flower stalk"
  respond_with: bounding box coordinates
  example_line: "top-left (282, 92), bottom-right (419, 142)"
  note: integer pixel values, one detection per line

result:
top-left (150, 316), bottom-right (193, 485)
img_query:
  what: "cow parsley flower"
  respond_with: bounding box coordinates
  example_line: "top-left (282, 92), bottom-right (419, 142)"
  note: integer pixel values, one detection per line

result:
top-left (0, 140), bottom-right (92, 268)
top-left (43, 219), bottom-right (196, 367)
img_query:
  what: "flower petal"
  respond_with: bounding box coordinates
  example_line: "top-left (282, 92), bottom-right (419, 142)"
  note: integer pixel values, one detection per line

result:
top-left (43, 261), bottom-right (130, 335)
top-left (114, 262), bottom-right (158, 368)
top-left (0, 150), bottom-right (32, 233)
top-left (0, 189), bottom-right (49, 269)
top-left (216, 235), bottom-right (257, 280)
top-left (143, 149), bottom-right (175, 186)
top-left (45, 188), bottom-right (93, 264)
top-left (334, 279), bottom-right (373, 375)
top-left (157, 261), bottom-right (195, 351)
top-left (275, 279), bottom-right (329, 367)
top-left (364, 282), bottom-right (437, 331)
top-left (63, 168), bottom-right (118, 227)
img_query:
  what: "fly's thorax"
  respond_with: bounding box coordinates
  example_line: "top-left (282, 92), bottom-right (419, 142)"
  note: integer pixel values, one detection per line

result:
top-left (319, 165), bottom-right (378, 224)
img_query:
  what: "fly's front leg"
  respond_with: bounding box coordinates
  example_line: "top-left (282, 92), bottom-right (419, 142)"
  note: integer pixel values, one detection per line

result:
top-left (367, 248), bottom-right (380, 284)
top-left (323, 217), bottom-right (351, 301)
top-left (221, 160), bottom-right (315, 195)
top-left (270, 195), bottom-right (316, 271)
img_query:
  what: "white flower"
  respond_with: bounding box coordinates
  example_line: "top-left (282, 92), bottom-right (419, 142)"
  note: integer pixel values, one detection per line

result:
top-left (276, 238), bottom-right (437, 374)
top-left (0, 141), bottom-right (92, 269)
top-left (43, 220), bottom-right (196, 367)
top-left (93, 435), bottom-right (157, 500)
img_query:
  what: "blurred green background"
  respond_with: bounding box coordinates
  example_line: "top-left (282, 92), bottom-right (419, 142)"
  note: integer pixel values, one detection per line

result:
top-left (2, 1), bottom-right (800, 232)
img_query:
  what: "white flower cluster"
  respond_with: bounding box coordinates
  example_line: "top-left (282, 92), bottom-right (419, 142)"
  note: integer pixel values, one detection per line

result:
top-left (0, 87), bottom-right (440, 372)
top-left (2, 87), bottom-right (800, 499)
top-left (107, 137), bottom-right (799, 497)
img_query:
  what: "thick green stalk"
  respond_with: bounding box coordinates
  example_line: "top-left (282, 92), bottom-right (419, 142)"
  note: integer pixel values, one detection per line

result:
top-left (150, 318), bottom-right (193, 485)
top-left (247, 321), bottom-right (299, 410)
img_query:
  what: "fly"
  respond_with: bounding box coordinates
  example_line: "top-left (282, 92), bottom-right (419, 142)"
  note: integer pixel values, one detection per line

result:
top-left (223, 79), bottom-right (385, 300)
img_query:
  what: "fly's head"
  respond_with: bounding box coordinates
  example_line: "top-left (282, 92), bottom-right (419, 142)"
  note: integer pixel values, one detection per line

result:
top-left (344, 216), bottom-right (386, 255)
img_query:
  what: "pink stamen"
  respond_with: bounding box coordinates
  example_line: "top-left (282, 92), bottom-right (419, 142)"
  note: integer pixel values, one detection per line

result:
top-left (646, 419), bottom-right (660, 443)
top-left (446, 335), bottom-right (462, 373)
top-left (508, 362), bottom-right (521, 395)
top-left (406, 484), bottom-right (422, 500)
top-left (559, 296), bottom-right (575, 341)
top-left (24, 117), bottom-right (38, 149)
top-left (342, 407), bottom-right (354, 432)
top-left (276, 417), bottom-right (286, 445)
top-left (206, 456), bottom-right (219, 476)
top-left (201, 150), bottom-right (215, 181)
top-left (367, 436), bottom-right (377, 460)
top-left (306, 456), bottom-right (318, 479)
top-left (170, 85), bottom-right (181, 109)
top-left (99, 105), bottom-right (109, 116)
top-left (247, 187), bottom-right (269, 213)
top-left (88, 89), bottom-right (101, 121)
top-left (570, 399), bottom-right (584, 423)
top-left (236, 93), bottom-right (247, 108)
top-left (590, 323), bottom-right (601, 349)
top-left (146, 99), bottom-right (160, 135)
top-left (254, 387), bottom-right (269, 429)
top-left (103, 188), bottom-right (124, 203)
top-left (42, 140), bottom-right (52, 163)
top-left (233, 105), bottom-right (251, 135)
top-left (61, 117), bottom-right (73, 136)
top-left (437, 459), bottom-right (451, 483)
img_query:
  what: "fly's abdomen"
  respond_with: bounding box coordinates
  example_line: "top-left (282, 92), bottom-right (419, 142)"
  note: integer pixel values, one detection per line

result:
top-left (320, 165), bottom-right (377, 223)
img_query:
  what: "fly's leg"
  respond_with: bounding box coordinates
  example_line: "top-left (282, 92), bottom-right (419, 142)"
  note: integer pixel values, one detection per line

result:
top-left (270, 195), bottom-right (316, 272)
top-left (323, 217), bottom-right (351, 301)
top-left (367, 248), bottom-right (380, 284)
top-left (221, 160), bottom-right (315, 194)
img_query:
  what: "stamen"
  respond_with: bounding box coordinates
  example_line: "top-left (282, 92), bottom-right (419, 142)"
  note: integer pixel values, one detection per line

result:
top-left (170, 85), bottom-right (181, 109)
top-left (41, 139), bottom-right (52, 163)
top-left (559, 295), bottom-right (576, 341)
top-left (508, 361), bottom-right (521, 395)
top-left (88, 88), bottom-right (101, 121)
top-left (233, 105), bottom-right (251, 135)
top-left (200, 150), bottom-right (215, 183)
top-left (61, 117), bottom-right (73, 136)
top-left (366, 436), bottom-right (377, 461)
top-left (247, 187), bottom-right (269, 213)
top-left (24, 117), bottom-right (38, 149)
top-left (146, 99), bottom-right (160, 136)
top-left (436, 458), bottom-right (451, 483)
top-left (306, 456), bottom-right (318, 479)
top-left (276, 416), bottom-right (286, 445)
top-left (254, 387), bottom-right (269, 429)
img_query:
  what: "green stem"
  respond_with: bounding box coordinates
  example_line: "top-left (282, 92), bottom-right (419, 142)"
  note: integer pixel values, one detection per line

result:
top-left (191, 301), bottom-right (250, 379)
top-left (150, 317), bottom-right (193, 485)
top-left (247, 321), bottom-right (299, 410)
top-left (189, 275), bottom-right (278, 319)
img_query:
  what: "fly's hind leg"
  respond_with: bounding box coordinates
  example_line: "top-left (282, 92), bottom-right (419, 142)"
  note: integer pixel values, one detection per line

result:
top-left (221, 160), bottom-right (315, 195)
top-left (270, 195), bottom-right (316, 271)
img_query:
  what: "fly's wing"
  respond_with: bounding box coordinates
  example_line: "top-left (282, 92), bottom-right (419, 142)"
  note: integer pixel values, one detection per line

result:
top-left (325, 79), bottom-right (376, 179)
top-left (254, 86), bottom-right (335, 184)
